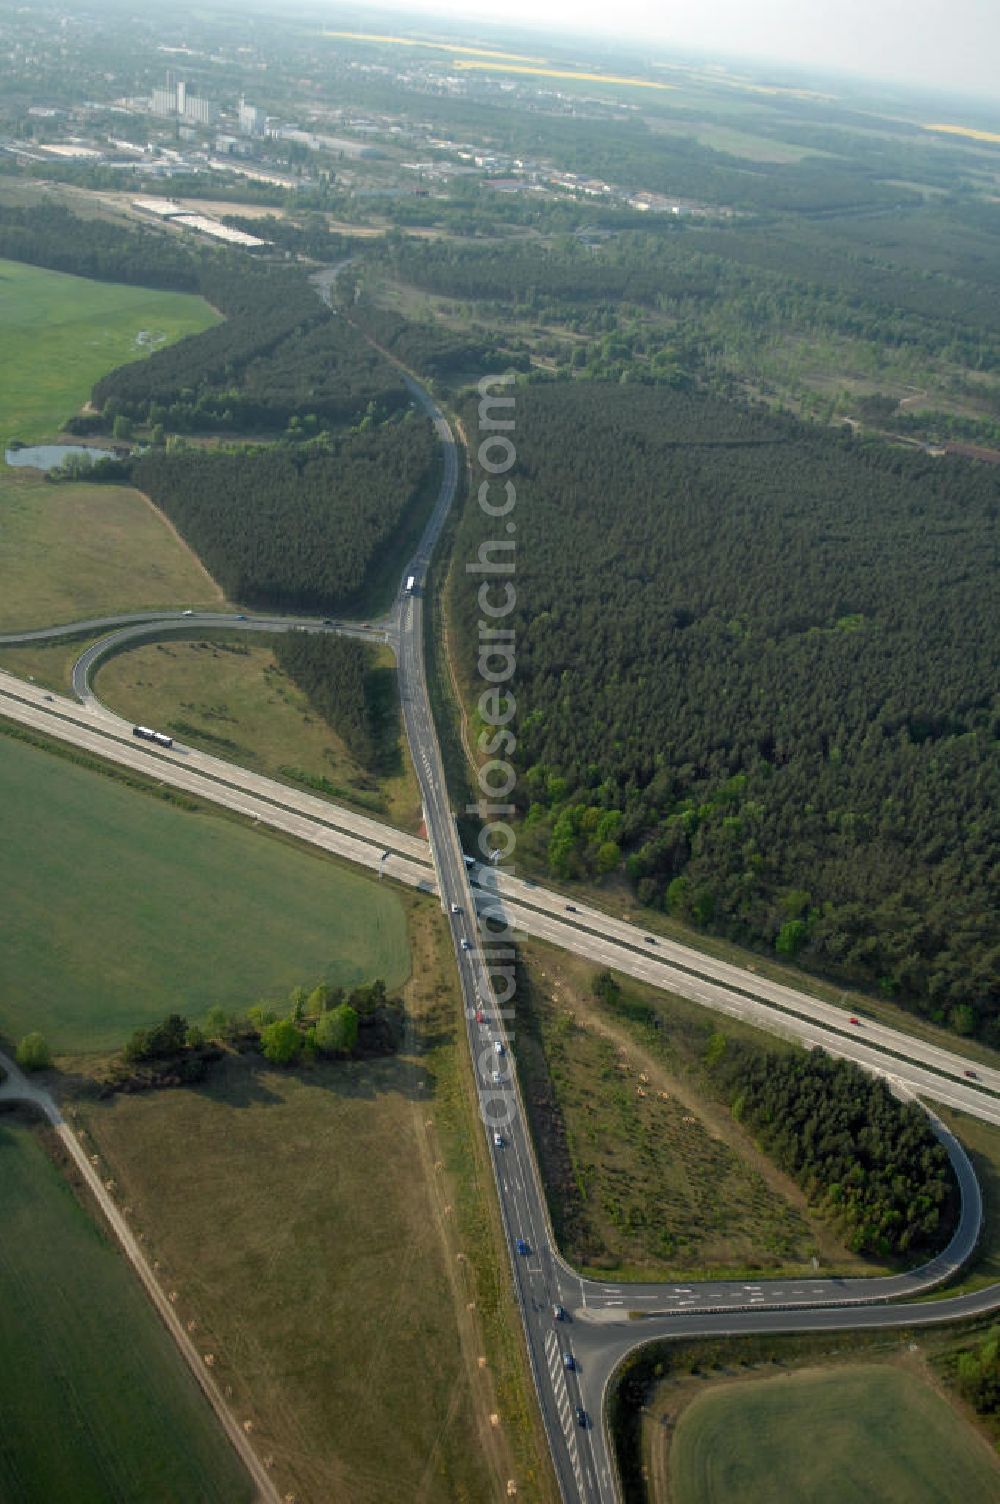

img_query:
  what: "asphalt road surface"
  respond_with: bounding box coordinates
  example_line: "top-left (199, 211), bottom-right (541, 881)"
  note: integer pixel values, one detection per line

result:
top-left (4, 652), bottom-right (1000, 1499)
top-left (5, 384), bottom-right (1000, 1498)
top-left (5, 644), bottom-right (998, 1129)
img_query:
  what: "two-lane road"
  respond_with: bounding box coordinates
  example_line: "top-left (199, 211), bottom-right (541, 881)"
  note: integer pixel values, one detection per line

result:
top-left (5, 312), bottom-right (1000, 1500)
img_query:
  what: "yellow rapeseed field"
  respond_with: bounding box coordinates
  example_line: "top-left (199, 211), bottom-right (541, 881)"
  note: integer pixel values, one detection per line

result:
top-left (924, 122), bottom-right (1000, 144)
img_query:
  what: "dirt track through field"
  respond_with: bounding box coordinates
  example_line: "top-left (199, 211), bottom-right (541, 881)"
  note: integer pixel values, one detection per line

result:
top-left (0, 1050), bottom-right (278, 1503)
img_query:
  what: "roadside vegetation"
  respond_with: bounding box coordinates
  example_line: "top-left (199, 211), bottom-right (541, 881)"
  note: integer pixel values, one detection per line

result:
top-left (703, 1026), bottom-right (955, 1258)
top-left (921, 1108), bottom-right (1000, 1297)
top-left (131, 420), bottom-right (439, 613)
top-left (93, 635), bottom-right (422, 828)
top-left (0, 731), bottom-right (409, 1053)
top-left (514, 944), bottom-right (956, 1278)
top-left (513, 943), bottom-right (885, 1282)
top-left (0, 1111), bottom-right (252, 1503)
top-left (0, 634), bottom-right (103, 693)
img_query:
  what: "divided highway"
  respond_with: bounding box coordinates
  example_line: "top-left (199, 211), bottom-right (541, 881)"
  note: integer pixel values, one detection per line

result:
top-left (4, 371), bottom-right (1000, 1498)
top-left (4, 639), bottom-right (1000, 1500)
top-left (3, 665), bottom-right (997, 1127)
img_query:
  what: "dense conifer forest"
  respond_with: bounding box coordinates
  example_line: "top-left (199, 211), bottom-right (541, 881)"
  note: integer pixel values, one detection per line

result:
top-left (713, 1040), bottom-right (955, 1256)
top-left (273, 634), bottom-right (376, 767)
top-left (454, 383), bottom-right (1000, 1036)
top-left (92, 266), bottom-right (409, 433)
top-left (132, 416), bottom-right (437, 610)
top-left (0, 202), bottom-right (201, 290)
top-left (348, 293), bottom-right (509, 378)
top-left (593, 971), bottom-right (956, 1258)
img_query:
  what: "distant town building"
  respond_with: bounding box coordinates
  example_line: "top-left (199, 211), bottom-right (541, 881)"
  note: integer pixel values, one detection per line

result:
top-left (238, 97), bottom-right (266, 137)
top-left (149, 76), bottom-right (218, 127)
top-left (182, 94), bottom-right (219, 127)
top-left (151, 86), bottom-right (176, 118)
top-left (215, 134), bottom-right (254, 158)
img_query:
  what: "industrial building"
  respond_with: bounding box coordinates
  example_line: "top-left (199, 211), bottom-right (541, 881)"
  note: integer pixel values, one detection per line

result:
top-left (238, 98), bottom-right (267, 137)
top-left (149, 75), bottom-right (219, 127)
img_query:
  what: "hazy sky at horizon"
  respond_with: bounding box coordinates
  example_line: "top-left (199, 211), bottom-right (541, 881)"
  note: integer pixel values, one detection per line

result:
top-left (338, 0), bottom-right (998, 100)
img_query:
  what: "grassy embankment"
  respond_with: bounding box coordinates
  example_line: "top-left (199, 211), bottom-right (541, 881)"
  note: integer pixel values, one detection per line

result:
top-left (0, 469), bottom-right (223, 634)
top-left (0, 1111), bottom-right (253, 1503)
top-left (93, 635), bottom-right (423, 830)
top-left (513, 940), bottom-right (898, 1283)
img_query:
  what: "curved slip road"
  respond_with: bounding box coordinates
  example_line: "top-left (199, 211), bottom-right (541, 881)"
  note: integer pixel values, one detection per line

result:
top-left (4, 308), bottom-right (1000, 1501)
top-left (3, 655), bottom-right (997, 1127)
top-left (4, 649), bottom-right (1000, 1502)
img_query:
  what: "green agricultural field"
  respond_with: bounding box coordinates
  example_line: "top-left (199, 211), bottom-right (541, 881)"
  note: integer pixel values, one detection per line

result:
top-left (0, 732), bottom-right (410, 1053)
top-left (94, 636), bottom-right (423, 830)
top-left (0, 256), bottom-right (218, 443)
top-left (75, 907), bottom-right (546, 1503)
top-left (0, 469), bottom-right (223, 630)
top-left (0, 1114), bottom-right (252, 1503)
top-left (667, 1363), bottom-right (1000, 1504)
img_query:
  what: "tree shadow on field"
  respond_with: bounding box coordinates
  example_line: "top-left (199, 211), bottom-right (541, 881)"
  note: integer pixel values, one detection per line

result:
top-left (193, 1043), bottom-right (437, 1112)
top-left (0, 1102), bottom-right (50, 1131)
top-left (410, 1016), bottom-right (458, 1056)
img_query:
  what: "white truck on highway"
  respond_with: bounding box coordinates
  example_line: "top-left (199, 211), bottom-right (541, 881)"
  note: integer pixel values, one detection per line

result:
top-left (132, 724), bottom-right (173, 748)
top-left (405, 574), bottom-right (416, 594)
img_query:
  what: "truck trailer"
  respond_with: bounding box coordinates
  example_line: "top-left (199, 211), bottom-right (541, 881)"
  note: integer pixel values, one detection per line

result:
top-left (133, 725), bottom-right (173, 748)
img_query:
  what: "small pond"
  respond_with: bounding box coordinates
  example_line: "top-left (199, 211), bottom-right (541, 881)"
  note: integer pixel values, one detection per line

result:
top-left (5, 444), bottom-right (118, 472)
